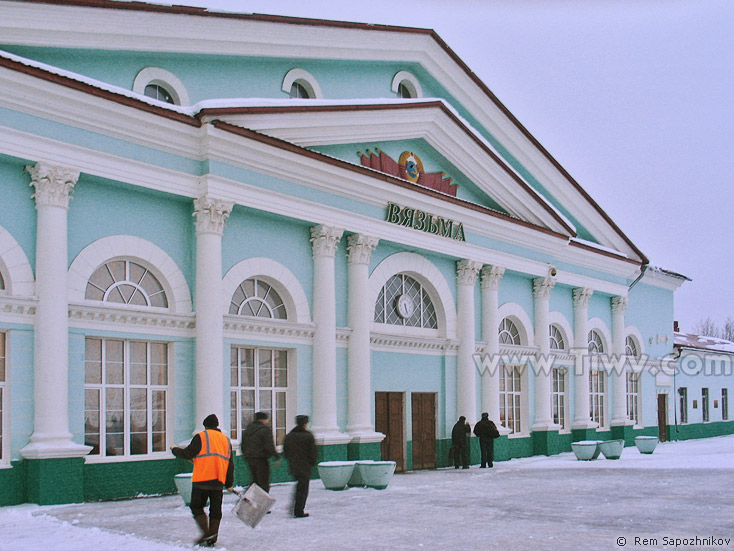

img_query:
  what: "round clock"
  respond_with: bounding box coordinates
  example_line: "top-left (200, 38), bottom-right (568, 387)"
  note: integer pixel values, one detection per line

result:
top-left (395, 293), bottom-right (416, 319)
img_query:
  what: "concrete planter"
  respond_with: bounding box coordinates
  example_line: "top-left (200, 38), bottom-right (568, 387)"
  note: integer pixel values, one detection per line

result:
top-left (317, 461), bottom-right (356, 491)
top-left (355, 461), bottom-right (396, 490)
top-left (173, 473), bottom-right (193, 505)
top-left (571, 441), bottom-right (601, 461)
top-left (635, 436), bottom-right (659, 454)
top-left (347, 460), bottom-right (374, 487)
top-left (598, 439), bottom-right (625, 460)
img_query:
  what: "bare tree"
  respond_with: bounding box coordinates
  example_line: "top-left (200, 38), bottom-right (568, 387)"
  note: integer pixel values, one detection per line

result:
top-left (722, 317), bottom-right (734, 342)
top-left (693, 317), bottom-right (719, 338)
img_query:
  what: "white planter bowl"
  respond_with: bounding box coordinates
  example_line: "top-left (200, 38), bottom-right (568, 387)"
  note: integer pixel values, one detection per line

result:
top-left (174, 473), bottom-right (193, 505)
top-left (598, 439), bottom-right (625, 460)
top-left (357, 460), bottom-right (396, 490)
top-left (571, 441), bottom-right (601, 461)
top-left (635, 436), bottom-right (659, 454)
top-left (348, 460), bottom-right (375, 487)
top-left (317, 461), bottom-right (356, 491)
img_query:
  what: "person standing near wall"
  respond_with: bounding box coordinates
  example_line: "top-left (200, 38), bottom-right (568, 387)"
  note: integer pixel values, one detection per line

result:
top-left (241, 411), bottom-right (279, 493)
top-left (473, 412), bottom-right (500, 468)
top-left (452, 415), bottom-right (471, 469)
top-left (283, 415), bottom-right (318, 518)
top-left (171, 414), bottom-right (234, 547)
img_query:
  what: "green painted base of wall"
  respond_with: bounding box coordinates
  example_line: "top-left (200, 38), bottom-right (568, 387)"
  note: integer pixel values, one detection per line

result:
top-left (347, 441), bottom-right (382, 461)
top-left (494, 435), bottom-right (534, 461)
top-left (571, 428), bottom-right (599, 442)
top-left (532, 430), bottom-right (565, 456)
top-left (610, 425), bottom-right (636, 446)
top-left (0, 461), bottom-right (27, 506)
top-left (26, 457), bottom-right (85, 505)
top-left (667, 421), bottom-right (734, 442)
top-left (84, 458), bottom-right (184, 501)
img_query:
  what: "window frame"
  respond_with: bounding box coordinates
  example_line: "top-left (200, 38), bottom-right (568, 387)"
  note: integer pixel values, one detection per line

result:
top-left (500, 364), bottom-right (522, 434)
top-left (589, 368), bottom-right (606, 428)
top-left (374, 273), bottom-right (438, 330)
top-left (626, 371), bottom-right (641, 425)
top-left (132, 67), bottom-right (190, 106)
top-left (722, 388), bottom-right (729, 421)
top-left (551, 366), bottom-right (567, 430)
top-left (499, 318), bottom-right (521, 346)
top-left (229, 278), bottom-right (287, 320)
top-left (702, 387), bottom-right (710, 422)
top-left (86, 259), bottom-right (169, 310)
top-left (391, 71), bottom-right (423, 99)
top-left (678, 387), bottom-right (688, 424)
top-left (281, 68), bottom-right (322, 99)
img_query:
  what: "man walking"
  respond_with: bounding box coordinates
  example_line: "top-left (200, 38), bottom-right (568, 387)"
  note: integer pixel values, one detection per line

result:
top-left (283, 415), bottom-right (318, 518)
top-left (241, 411), bottom-right (279, 493)
top-left (451, 415), bottom-right (471, 469)
top-left (171, 414), bottom-right (234, 547)
top-left (473, 412), bottom-right (500, 468)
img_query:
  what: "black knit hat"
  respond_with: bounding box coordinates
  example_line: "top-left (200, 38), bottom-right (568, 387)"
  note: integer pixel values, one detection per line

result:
top-left (203, 414), bottom-right (219, 428)
top-left (458, 416), bottom-right (466, 423)
top-left (481, 412), bottom-right (489, 419)
top-left (255, 411), bottom-right (269, 421)
top-left (295, 415), bottom-right (309, 426)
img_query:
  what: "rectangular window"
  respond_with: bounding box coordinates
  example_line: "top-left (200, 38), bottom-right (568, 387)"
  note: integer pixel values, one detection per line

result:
top-left (679, 387), bottom-right (688, 424)
top-left (589, 370), bottom-right (606, 428)
top-left (702, 388), bottom-right (710, 422)
top-left (0, 332), bottom-right (5, 462)
top-left (722, 389), bottom-right (729, 421)
top-left (500, 365), bottom-right (522, 434)
top-left (231, 346), bottom-right (288, 446)
top-left (84, 337), bottom-right (168, 457)
top-left (626, 372), bottom-right (640, 424)
top-left (551, 367), bottom-right (565, 429)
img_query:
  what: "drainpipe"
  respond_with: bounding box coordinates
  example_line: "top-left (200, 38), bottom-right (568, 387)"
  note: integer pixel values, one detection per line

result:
top-left (628, 263), bottom-right (649, 291)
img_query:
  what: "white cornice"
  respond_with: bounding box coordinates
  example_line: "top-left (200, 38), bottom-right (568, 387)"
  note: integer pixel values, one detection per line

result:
top-left (223, 315), bottom-right (315, 345)
top-left (0, 295), bottom-right (36, 324)
top-left (370, 331), bottom-right (458, 355)
top-left (68, 303), bottom-right (195, 336)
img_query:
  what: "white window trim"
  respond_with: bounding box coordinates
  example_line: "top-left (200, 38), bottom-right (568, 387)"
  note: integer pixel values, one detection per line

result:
top-left (391, 70), bottom-right (423, 98)
top-left (551, 365), bottom-right (569, 432)
top-left (497, 303), bottom-right (534, 347)
top-left (587, 318), bottom-right (612, 354)
top-left (500, 363), bottom-right (528, 437)
top-left (132, 67), bottom-right (190, 106)
top-left (282, 68), bottom-right (323, 99)
top-left (0, 224), bottom-right (34, 297)
top-left (548, 312), bottom-right (574, 350)
top-left (624, 326), bottom-right (646, 357)
top-left (589, 368), bottom-right (607, 429)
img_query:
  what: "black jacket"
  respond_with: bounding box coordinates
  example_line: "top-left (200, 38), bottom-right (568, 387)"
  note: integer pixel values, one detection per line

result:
top-left (172, 428), bottom-right (235, 489)
top-left (451, 420), bottom-right (470, 448)
top-left (241, 421), bottom-right (279, 459)
top-left (473, 418), bottom-right (500, 440)
top-left (283, 426), bottom-right (318, 477)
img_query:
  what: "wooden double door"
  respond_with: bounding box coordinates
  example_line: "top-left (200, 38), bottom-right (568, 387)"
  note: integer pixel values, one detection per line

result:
top-left (375, 392), bottom-right (436, 472)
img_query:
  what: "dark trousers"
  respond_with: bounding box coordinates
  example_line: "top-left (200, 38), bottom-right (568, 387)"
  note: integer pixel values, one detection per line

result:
top-left (190, 485), bottom-right (224, 519)
top-left (479, 438), bottom-right (494, 467)
top-left (453, 445), bottom-right (469, 468)
top-left (246, 457), bottom-right (271, 493)
top-left (292, 472), bottom-right (310, 516)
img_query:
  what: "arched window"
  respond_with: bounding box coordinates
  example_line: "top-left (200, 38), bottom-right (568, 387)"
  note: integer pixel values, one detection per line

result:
top-left (229, 278), bottom-right (286, 320)
top-left (625, 336), bottom-right (640, 358)
top-left (374, 274), bottom-right (437, 329)
top-left (549, 324), bottom-right (565, 350)
top-left (86, 260), bottom-right (168, 308)
top-left (132, 67), bottom-right (189, 106)
top-left (144, 84), bottom-right (174, 104)
top-left (499, 318), bottom-right (521, 345)
top-left (391, 71), bottom-right (423, 99)
top-left (282, 68), bottom-right (322, 99)
top-left (587, 329), bottom-right (604, 354)
top-left (289, 81), bottom-right (310, 99)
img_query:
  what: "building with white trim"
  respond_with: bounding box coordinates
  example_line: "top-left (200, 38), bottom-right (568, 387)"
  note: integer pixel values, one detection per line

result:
top-left (0, 0), bottom-right (719, 506)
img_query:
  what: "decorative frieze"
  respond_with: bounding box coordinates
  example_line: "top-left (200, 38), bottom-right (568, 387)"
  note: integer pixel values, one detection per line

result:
top-left (346, 234), bottom-right (379, 265)
top-left (572, 287), bottom-right (594, 308)
top-left (193, 195), bottom-right (234, 235)
top-left (456, 259), bottom-right (482, 285)
top-left (310, 224), bottom-right (344, 257)
top-left (533, 276), bottom-right (556, 300)
top-left (480, 265), bottom-right (505, 290)
top-left (26, 162), bottom-right (79, 209)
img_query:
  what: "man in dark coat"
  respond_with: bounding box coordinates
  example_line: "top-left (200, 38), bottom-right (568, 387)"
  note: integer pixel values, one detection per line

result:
top-left (241, 411), bottom-right (279, 493)
top-left (171, 414), bottom-right (234, 547)
top-left (283, 415), bottom-right (318, 518)
top-left (473, 412), bottom-right (500, 468)
top-left (451, 415), bottom-right (471, 469)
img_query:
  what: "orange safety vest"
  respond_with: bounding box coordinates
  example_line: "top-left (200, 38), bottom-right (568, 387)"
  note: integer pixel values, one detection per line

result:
top-left (192, 429), bottom-right (232, 485)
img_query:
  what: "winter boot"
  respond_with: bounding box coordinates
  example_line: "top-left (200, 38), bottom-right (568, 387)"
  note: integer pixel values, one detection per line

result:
top-left (201, 517), bottom-right (221, 547)
top-left (193, 514), bottom-right (209, 546)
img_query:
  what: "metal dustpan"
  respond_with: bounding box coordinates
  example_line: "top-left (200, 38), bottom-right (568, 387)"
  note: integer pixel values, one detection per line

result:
top-left (233, 484), bottom-right (276, 528)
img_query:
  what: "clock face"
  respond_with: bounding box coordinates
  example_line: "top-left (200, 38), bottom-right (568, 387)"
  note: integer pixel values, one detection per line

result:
top-left (395, 293), bottom-right (416, 319)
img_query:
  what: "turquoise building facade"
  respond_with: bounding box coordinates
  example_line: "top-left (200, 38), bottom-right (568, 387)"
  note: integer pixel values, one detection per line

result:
top-left (0, 0), bottom-right (725, 506)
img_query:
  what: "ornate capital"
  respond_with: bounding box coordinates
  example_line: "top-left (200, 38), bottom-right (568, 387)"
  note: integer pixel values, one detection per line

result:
top-left (572, 287), bottom-right (594, 309)
top-left (310, 225), bottom-right (344, 258)
top-left (347, 234), bottom-right (379, 265)
top-left (26, 163), bottom-right (79, 209)
top-left (193, 195), bottom-right (234, 235)
top-left (456, 259), bottom-right (482, 285)
top-left (480, 265), bottom-right (505, 290)
top-left (611, 296), bottom-right (628, 315)
top-left (533, 276), bottom-right (556, 300)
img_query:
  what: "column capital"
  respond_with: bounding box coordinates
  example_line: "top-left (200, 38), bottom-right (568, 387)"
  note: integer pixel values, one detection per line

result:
top-left (611, 296), bottom-right (628, 315)
top-left (311, 225), bottom-right (344, 258)
top-left (346, 233), bottom-right (379, 265)
top-left (457, 259), bottom-right (482, 285)
top-left (26, 162), bottom-right (80, 209)
top-left (193, 195), bottom-right (234, 235)
top-left (480, 265), bottom-right (505, 290)
top-left (572, 287), bottom-right (594, 308)
top-left (533, 276), bottom-right (556, 300)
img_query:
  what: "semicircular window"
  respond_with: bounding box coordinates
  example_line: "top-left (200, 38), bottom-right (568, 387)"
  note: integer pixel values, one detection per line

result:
top-left (499, 318), bottom-right (521, 345)
top-left (625, 336), bottom-right (639, 358)
top-left (86, 260), bottom-right (168, 308)
top-left (549, 324), bottom-right (565, 350)
top-left (374, 274), bottom-right (437, 329)
top-left (230, 278), bottom-right (286, 319)
top-left (588, 329), bottom-right (605, 354)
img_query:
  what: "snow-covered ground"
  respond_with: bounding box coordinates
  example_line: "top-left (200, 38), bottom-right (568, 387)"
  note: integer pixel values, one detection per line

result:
top-left (2, 436), bottom-right (733, 551)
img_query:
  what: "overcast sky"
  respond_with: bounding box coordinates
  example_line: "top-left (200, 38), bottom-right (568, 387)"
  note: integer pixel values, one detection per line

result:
top-left (137, 0), bottom-right (732, 333)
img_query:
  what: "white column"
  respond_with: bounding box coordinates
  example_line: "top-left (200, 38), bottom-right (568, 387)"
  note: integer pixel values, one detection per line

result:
top-left (456, 260), bottom-right (481, 424)
top-left (571, 287), bottom-right (596, 430)
top-left (22, 163), bottom-right (90, 459)
top-left (193, 195), bottom-right (233, 429)
top-left (346, 233), bottom-right (382, 441)
top-left (532, 275), bottom-right (556, 430)
top-left (611, 296), bottom-right (629, 426)
top-left (480, 265), bottom-right (504, 425)
top-left (310, 224), bottom-right (348, 442)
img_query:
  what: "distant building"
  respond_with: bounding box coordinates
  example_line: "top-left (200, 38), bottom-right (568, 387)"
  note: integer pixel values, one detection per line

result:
top-left (1, 0), bottom-right (718, 506)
